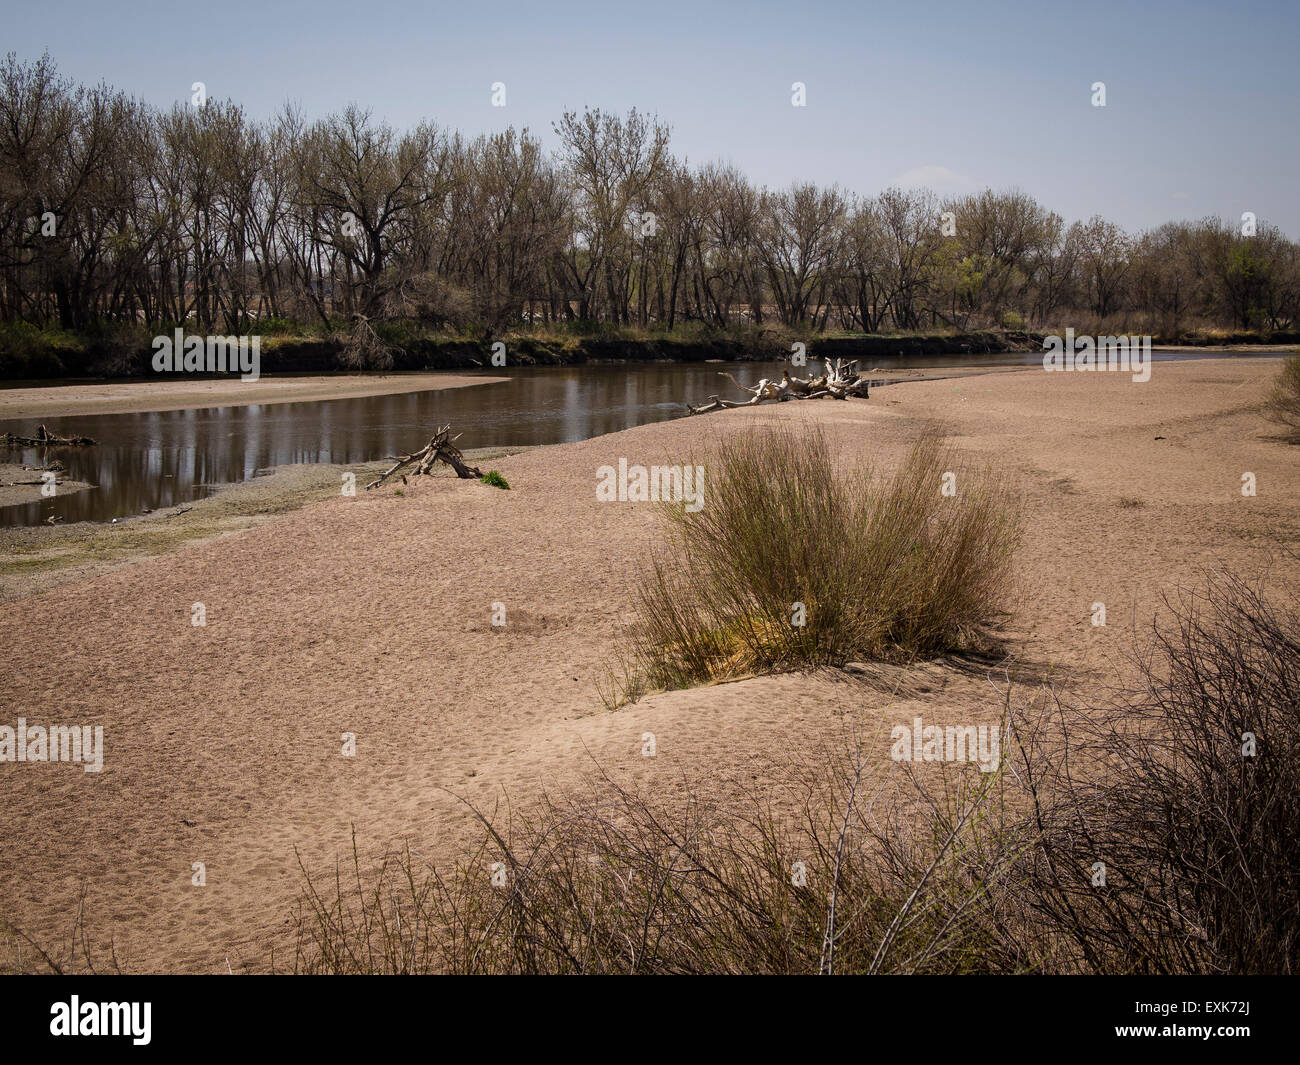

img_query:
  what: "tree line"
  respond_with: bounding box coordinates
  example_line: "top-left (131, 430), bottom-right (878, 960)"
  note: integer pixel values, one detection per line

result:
top-left (3, 52), bottom-right (1298, 342)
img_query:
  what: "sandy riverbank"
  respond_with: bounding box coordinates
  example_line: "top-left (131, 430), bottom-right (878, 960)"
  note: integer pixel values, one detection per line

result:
top-left (0, 372), bottom-right (507, 421)
top-left (0, 448), bottom-right (533, 604)
top-left (0, 359), bottom-right (1296, 973)
top-left (0, 462), bottom-right (92, 508)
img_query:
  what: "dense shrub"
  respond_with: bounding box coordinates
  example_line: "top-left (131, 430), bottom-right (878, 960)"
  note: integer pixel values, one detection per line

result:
top-left (620, 427), bottom-right (1021, 699)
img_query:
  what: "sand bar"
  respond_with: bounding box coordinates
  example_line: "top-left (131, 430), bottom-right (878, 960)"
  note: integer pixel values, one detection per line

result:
top-left (0, 359), bottom-right (1296, 973)
top-left (0, 373), bottom-right (508, 421)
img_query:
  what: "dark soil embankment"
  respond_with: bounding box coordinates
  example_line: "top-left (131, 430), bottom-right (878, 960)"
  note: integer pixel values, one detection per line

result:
top-left (0, 329), bottom-right (1046, 380)
top-left (5, 326), bottom-right (1293, 381)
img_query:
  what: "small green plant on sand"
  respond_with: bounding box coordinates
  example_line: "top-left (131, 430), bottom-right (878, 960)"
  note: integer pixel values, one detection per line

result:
top-left (480, 470), bottom-right (510, 489)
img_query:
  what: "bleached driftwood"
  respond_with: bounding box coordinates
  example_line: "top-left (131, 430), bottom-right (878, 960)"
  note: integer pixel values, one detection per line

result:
top-left (686, 358), bottom-right (870, 415)
top-left (365, 425), bottom-right (482, 489)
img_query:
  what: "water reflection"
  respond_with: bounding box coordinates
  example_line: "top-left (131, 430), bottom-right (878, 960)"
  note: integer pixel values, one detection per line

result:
top-left (0, 352), bottom-right (1277, 527)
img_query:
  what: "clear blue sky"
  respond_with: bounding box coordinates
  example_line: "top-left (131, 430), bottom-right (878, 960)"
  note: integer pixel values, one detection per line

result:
top-left (8, 0), bottom-right (1298, 234)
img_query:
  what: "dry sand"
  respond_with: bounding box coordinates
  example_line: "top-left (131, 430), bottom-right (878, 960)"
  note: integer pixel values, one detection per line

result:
top-left (0, 358), bottom-right (1296, 973)
top-left (0, 463), bottom-right (92, 508)
top-left (0, 372), bottom-right (507, 420)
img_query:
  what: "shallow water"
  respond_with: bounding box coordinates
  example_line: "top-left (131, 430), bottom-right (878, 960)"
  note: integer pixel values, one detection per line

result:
top-left (0, 352), bottom-right (1282, 527)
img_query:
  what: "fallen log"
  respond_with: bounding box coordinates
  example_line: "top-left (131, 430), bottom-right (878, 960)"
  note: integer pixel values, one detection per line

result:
top-left (365, 424), bottom-right (482, 490)
top-left (686, 359), bottom-right (869, 414)
top-left (0, 424), bottom-right (96, 447)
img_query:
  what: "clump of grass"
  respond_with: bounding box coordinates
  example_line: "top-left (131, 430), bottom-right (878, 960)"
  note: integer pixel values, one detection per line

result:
top-left (1018, 573), bottom-right (1300, 974)
top-left (291, 747), bottom-right (1020, 975)
top-left (624, 426), bottom-right (1021, 695)
top-left (1265, 351), bottom-right (1300, 441)
top-left (480, 470), bottom-right (510, 489)
top-left (288, 573), bottom-right (1300, 975)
